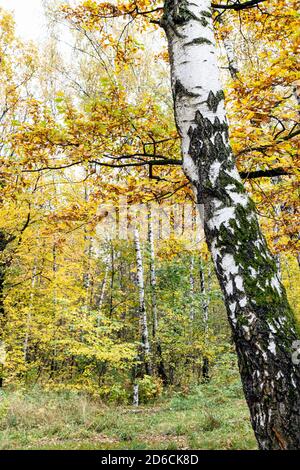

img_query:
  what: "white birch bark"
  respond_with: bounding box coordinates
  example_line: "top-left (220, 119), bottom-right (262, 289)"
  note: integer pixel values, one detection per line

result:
top-left (199, 259), bottom-right (209, 331)
top-left (97, 261), bottom-right (109, 322)
top-left (199, 258), bottom-right (210, 380)
top-left (148, 209), bottom-right (158, 337)
top-left (134, 226), bottom-right (151, 375)
top-left (83, 185), bottom-right (93, 296)
top-left (162, 0), bottom-right (300, 449)
top-left (133, 383), bottom-right (139, 407)
top-left (189, 256), bottom-right (195, 321)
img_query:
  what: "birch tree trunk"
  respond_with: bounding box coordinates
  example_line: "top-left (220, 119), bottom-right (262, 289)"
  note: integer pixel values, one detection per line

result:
top-left (109, 241), bottom-right (115, 316)
top-left (147, 209), bottom-right (168, 384)
top-left (134, 226), bottom-right (151, 376)
top-left (97, 259), bottom-right (109, 325)
top-left (162, 0), bottom-right (300, 450)
top-left (0, 230), bottom-right (14, 388)
top-left (199, 258), bottom-right (210, 380)
top-left (189, 256), bottom-right (195, 321)
top-left (83, 185), bottom-right (93, 306)
top-left (148, 209), bottom-right (158, 337)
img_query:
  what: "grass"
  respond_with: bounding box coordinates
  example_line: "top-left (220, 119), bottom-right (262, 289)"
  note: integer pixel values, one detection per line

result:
top-left (0, 362), bottom-right (257, 450)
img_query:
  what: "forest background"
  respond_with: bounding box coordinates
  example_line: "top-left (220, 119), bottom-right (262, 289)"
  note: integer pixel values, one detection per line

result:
top-left (0, 0), bottom-right (299, 450)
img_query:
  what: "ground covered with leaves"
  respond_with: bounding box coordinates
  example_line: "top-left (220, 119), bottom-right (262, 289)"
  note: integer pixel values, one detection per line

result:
top-left (0, 357), bottom-right (256, 450)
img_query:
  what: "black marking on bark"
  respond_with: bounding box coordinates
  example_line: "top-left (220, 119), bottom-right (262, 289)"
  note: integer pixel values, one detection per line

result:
top-left (164, 0), bottom-right (200, 26)
top-left (185, 110), bottom-right (230, 202)
top-left (163, 0), bottom-right (210, 35)
top-left (174, 79), bottom-right (200, 98)
top-left (185, 37), bottom-right (213, 47)
top-left (201, 10), bottom-right (212, 18)
top-left (214, 133), bottom-right (230, 161)
top-left (199, 17), bottom-right (209, 27)
top-left (214, 117), bottom-right (229, 141)
top-left (207, 90), bottom-right (225, 113)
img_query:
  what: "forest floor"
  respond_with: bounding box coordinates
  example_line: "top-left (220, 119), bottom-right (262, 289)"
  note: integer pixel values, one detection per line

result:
top-left (0, 366), bottom-right (256, 450)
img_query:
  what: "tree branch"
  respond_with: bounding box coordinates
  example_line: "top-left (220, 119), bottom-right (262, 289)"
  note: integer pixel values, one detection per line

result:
top-left (21, 157), bottom-right (296, 182)
top-left (237, 128), bottom-right (300, 157)
top-left (211, 1), bottom-right (267, 11)
top-left (240, 168), bottom-right (295, 180)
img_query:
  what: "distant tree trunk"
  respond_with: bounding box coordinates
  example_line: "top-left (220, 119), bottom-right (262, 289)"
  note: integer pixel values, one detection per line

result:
top-left (83, 185), bottom-right (93, 305)
top-left (109, 241), bottom-right (115, 316)
top-left (134, 226), bottom-right (151, 376)
top-left (218, 17), bottom-right (239, 80)
top-left (148, 209), bottom-right (158, 336)
top-left (96, 259), bottom-right (109, 326)
top-left (148, 208), bottom-right (168, 385)
top-left (162, 0), bottom-right (300, 449)
top-left (0, 234), bottom-right (6, 338)
top-left (189, 256), bottom-right (195, 321)
top-left (23, 262), bottom-right (37, 363)
top-left (0, 230), bottom-right (14, 388)
top-left (133, 381), bottom-right (139, 407)
top-left (199, 261), bottom-right (209, 330)
top-left (199, 259), bottom-right (210, 380)
top-left (0, 246), bottom-right (5, 388)
top-left (52, 241), bottom-right (58, 310)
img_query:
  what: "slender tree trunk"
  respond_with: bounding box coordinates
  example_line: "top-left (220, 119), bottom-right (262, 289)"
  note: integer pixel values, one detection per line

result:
top-left (162, 0), bottom-right (300, 449)
top-left (51, 241), bottom-right (59, 368)
top-left (271, 177), bottom-right (282, 279)
top-left (0, 242), bottom-right (6, 340)
top-left (109, 241), bottom-right (115, 316)
top-left (199, 261), bottom-right (209, 330)
top-left (189, 256), bottom-right (195, 321)
top-left (199, 259), bottom-right (210, 380)
top-left (97, 260), bottom-right (109, 325)
top-left (0, 231), bottom-right (11, 336)
top-left (134, 226), bottom-right (151, 376)
top-left (0, 254), bottom-right (5, 388)
top-left (0, 231), bottom-right (14, 388)
top-left (218, 17), bottom-right (239, 80)
top-left (148, 209), bottom-right (158, 337)
top-left (133, 382), bottom-right (139, 406)
top-left (83, 185), bottom-right (93, 304)
top-left (23, 262), bottom-right (37, 363)
top-left (148, 208), bottom-right (168, 385)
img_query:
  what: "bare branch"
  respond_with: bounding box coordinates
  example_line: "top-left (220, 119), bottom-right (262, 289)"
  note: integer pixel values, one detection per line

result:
top-left (212, 1), bottom-right (267, 11)
top-left (240, 168), bottom-right (295, 180)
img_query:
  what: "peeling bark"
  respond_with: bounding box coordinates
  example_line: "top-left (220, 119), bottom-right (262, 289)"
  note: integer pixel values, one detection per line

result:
top-left (163, 0), bottom-right (300, 449)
